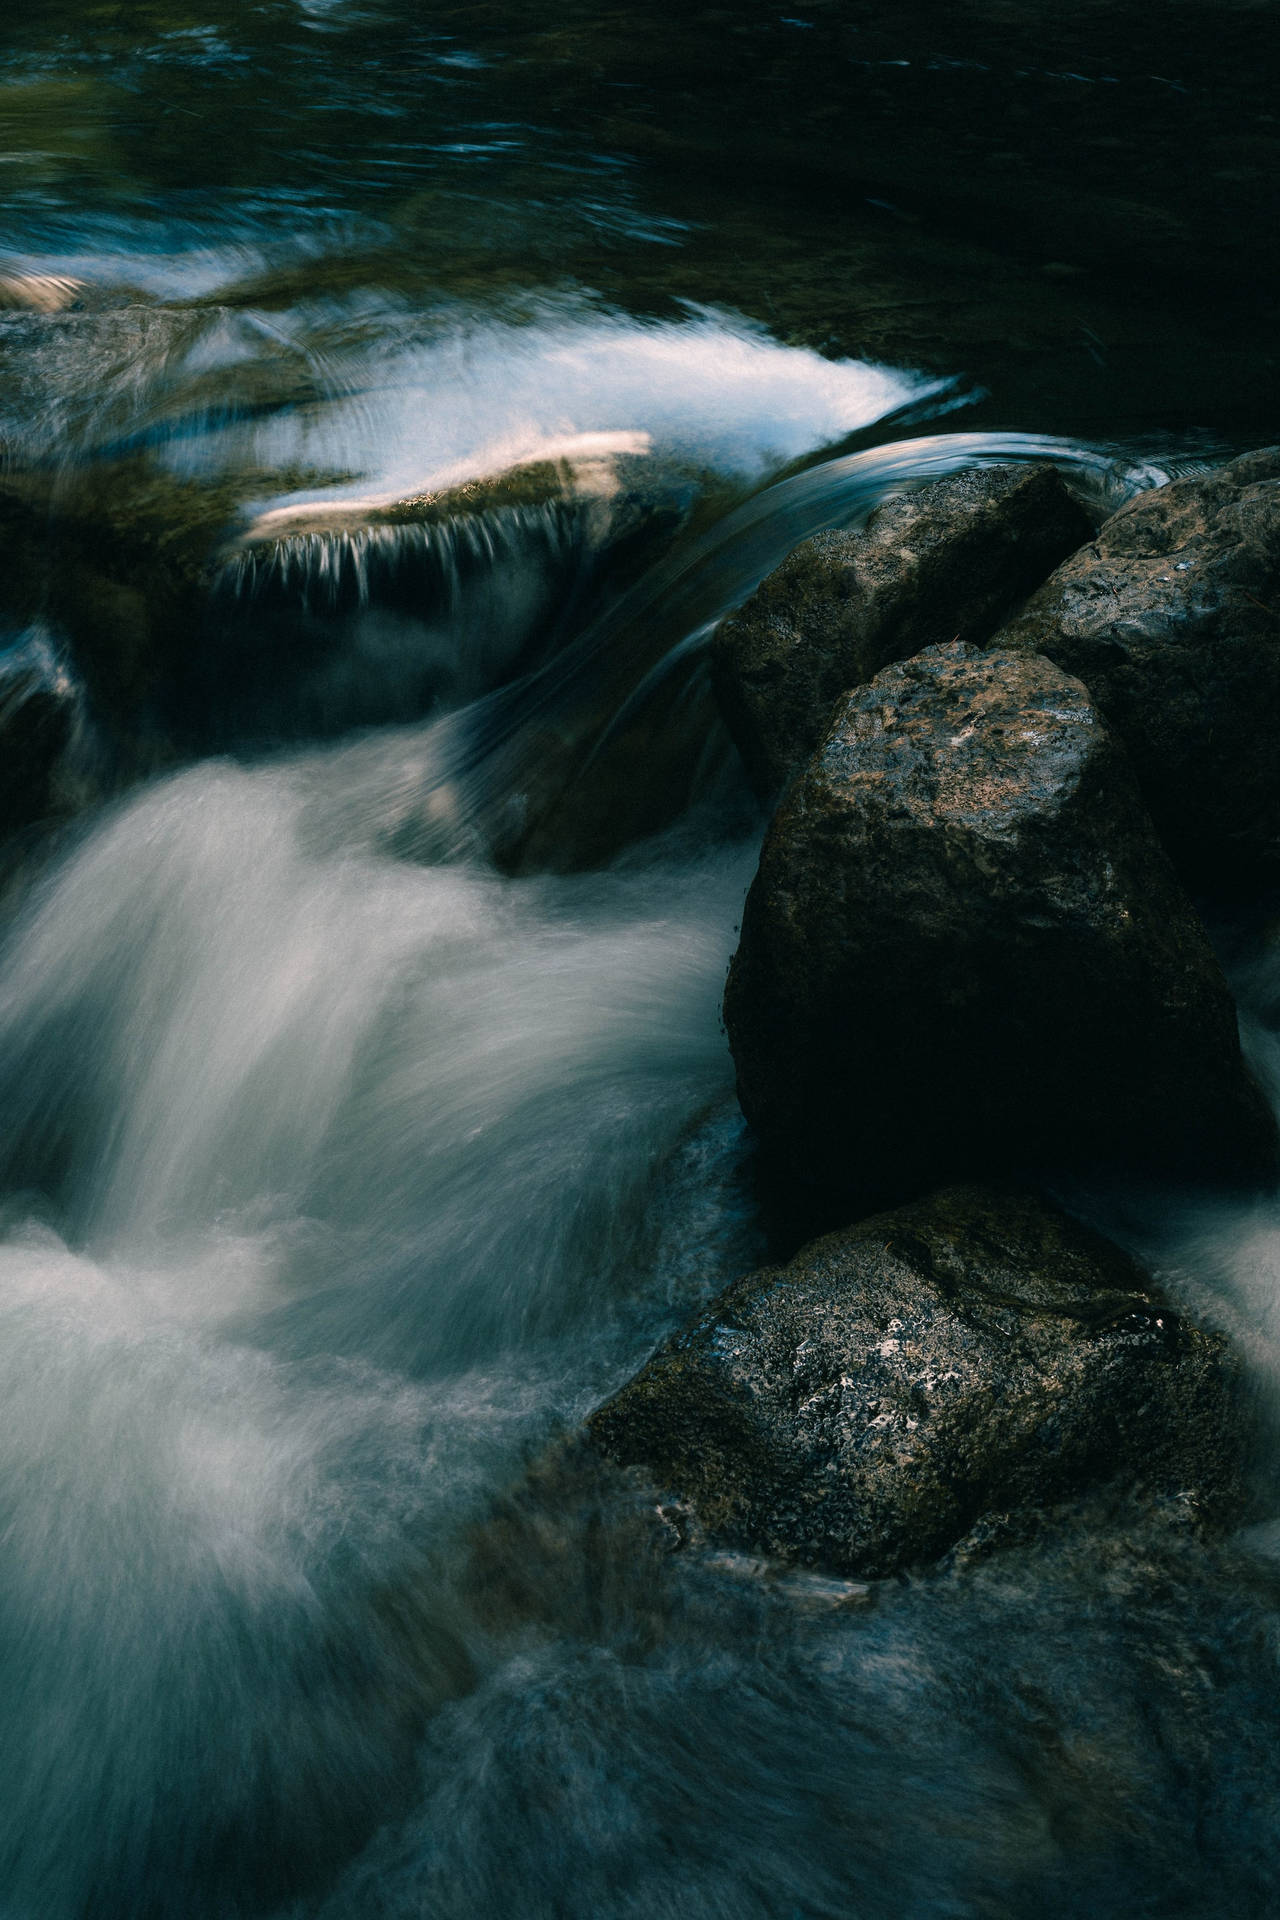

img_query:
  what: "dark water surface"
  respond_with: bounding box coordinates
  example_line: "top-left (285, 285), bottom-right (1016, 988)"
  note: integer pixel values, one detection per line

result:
top-left (3, 5), bottom-right (1280, 1918)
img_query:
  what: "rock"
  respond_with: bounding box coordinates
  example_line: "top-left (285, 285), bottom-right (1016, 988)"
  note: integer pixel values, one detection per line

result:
top-left (203, 444), bottom-right (721, 763)
top-left (588, 1185), bottom-right (1248, 1578)
top-left (0, 466), bottom-right (240, 768)
top-left (235, 438), bottom-right (664, 546)
top-left (724, 643), bottom-right (1277, 1218)
top-left (711, 463), bottom-right (1092, 794)
top-left (995, 449), bottom-right (1280, 894)
top-left (0, 630), bottom-right (78, 834)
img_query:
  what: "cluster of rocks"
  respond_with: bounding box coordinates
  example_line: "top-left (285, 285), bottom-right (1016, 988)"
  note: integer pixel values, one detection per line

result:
top-left (6, 416), bottom-right (1278, 1577)
top-left (591, 451), bottom-right (1280, 1577)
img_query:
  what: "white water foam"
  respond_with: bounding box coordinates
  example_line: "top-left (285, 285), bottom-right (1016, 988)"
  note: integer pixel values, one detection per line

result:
top-left (228, 302), bottom-right (949, 519)
top-left (0, 748), bottom-right (756, 1914)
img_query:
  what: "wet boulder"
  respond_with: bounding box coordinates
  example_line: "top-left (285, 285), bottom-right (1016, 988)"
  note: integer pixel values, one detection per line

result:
top-left (588, 1186), bottom-right (1247, 1578)
top-left (711, 463), bottom-right (1092, 794)
top-left (995, 448), bottom-right (1280, 894)
top-left (724, 643), bottom-right (1277, 1218)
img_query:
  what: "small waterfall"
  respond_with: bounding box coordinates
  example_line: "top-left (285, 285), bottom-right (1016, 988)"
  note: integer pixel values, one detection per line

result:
top-left (223, 508), bottom-right (585, 616)
top-left (193, 500), bottom-right (603, 749)
top-left (2, 0), bottom-right (1278, 1906)
top-left (2, 266), bottom-right (1268, 1920)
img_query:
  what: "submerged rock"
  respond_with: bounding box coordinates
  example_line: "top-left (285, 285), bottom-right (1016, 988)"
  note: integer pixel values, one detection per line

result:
top-left (711, 462), bottom-right (1091, 794)
top-left (588, 1186), bottom-right (1247, 1578)
top-left (0, 464), bottom-right (247, 768)
top-left (724, 643), bottom-right (1277, 1218)
top-left (236, 438), bottom-right (664, 547)
top-left (0, 630), bottom-right (79, 834)
top-left (995, 448), bottom-right (1280, 894)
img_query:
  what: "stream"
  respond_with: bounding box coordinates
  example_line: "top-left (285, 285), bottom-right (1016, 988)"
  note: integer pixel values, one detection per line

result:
top-left (3, 4), bottom-right (1280, 1917)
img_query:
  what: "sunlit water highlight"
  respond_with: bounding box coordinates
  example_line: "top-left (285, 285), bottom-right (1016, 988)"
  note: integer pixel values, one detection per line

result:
top-left (226, 303), bottom-right (951, 508)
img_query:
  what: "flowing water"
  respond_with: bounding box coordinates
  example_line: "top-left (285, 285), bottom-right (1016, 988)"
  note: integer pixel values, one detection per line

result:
top-left (3, 5), bottom-right (1280, 1917)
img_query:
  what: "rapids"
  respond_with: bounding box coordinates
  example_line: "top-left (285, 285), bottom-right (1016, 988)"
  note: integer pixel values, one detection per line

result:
top-left (2, 3), bottom-right (1280, 1917)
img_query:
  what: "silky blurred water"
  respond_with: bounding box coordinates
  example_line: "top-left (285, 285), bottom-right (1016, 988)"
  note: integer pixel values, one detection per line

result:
top-left (2, 414), bottom-right (1279, 1918)
top-left (2, 3), bottom-right (1280, 1916)
top-left (0, 743), bottom-right (760, 1916)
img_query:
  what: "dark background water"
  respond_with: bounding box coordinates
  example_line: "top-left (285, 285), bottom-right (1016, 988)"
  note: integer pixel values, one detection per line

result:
top-left (3, 0), bottom-right (1278, 436)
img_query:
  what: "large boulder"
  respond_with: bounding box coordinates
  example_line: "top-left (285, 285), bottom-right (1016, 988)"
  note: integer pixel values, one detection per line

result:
top-left (995, 448), bottom-right (1280, 894)
top-left (724, 643), bottom-right (1277, 1217)
top-left (711, 463), bottom-right (1092, 794)
top-left (588, 1186), bottom-right (1248, 1578)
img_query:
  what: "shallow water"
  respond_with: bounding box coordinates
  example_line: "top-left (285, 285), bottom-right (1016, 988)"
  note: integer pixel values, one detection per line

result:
top-left (3, 4), bottom-right (1280, 1918)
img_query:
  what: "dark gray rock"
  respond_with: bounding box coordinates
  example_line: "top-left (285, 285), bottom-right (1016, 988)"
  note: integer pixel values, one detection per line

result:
top-left (995, 448), bottom-right (1280, 894)
top-left (724, 642), bottom-right (1277, 1217)
top-left (711, 463), bottom-right (1092, 794)
top-left (588, 1186), bottom-right (1248, 1578)
top-left (0, 630), bottom-right (78, 834)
